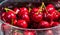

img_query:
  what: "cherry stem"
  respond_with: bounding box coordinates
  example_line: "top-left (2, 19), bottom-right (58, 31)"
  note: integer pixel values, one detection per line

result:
top-left (38, 2), bottom-right (45, 12)
top-left (4, 8), bottom-right (11, 12)
top-left (58, 9), bottom-right (60, 12)
top-left (29, 7), bottom-right (31, 13)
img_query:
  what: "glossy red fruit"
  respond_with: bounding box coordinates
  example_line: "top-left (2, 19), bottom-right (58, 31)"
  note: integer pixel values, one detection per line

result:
top-left (49, 21), bottom-right (54, 27)
top-left (20, 7), bottom-right (28, 12)
top-left (21, 14), bottom-right (30, 23)
top-left (39, 21), bottom-right (50, 28)
top-left (51, 22), bottom-right (59, 27)
top-left (47, 13), bottom-right (54, 21)
top-left (46, 4), bottom-right (55, 14)
top-left (14, 8), bottom-right (20, 14)
top-left (53, 10), bottom-right (59, 21)
top-left (24, 30), bottom-right (35, 35)
top-left (32, 12), bottom-right (43, 22)
top-left (6, 11), bottom-right (16, 23)
top-left (13, 19), bottom-right (17, 26)
top-left (30, 8), bottom-right (39, 15)
top-left (17, 20), bottom-right (28, 28)
top-left (1, 12), bottom-right (7, 22)
top-left (18, 7), bottom-right (28, 18)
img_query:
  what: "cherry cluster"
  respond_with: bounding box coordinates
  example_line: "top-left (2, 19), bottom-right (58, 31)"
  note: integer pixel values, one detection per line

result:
top-left (1, 3), bottom-right (60, 29)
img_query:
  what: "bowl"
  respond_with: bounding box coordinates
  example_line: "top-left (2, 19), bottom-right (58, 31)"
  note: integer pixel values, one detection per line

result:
top-left (0, 0), bottom-right (60, 35)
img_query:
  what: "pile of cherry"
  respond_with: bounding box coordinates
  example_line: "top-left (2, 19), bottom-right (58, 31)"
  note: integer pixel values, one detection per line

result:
top-left (1, 2), bottom-right (60, 29)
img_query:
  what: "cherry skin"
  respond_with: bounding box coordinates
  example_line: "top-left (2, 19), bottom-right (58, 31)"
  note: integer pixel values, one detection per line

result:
top-left (51, 22), bottom-right (59, 27)
top-left (6, 11), bottom-right (16, 23)
top-left (13, 19), bottom-right (17, 26)
top-left (24, 30), bottom-right (35, 35)
top-left (38, 21), bottom-right (50, 28)
top-left (13, 8), bottom-right (20, 14)
top-left (30, 8), bottom-right (39, 15)
top-left (53, 10), bottom-right (59, 21)
top-left (32, 12), bottom-right (43, 22)
top-left (21, 14), bottom-right (30, 23)
top-left (18, 7), bottom-right (28, 18)
top-left (17, 20), bottom-right (28, 28)
top-left (46, 4), bottom-right (55, 14)
top-left (49, 21), bottom-right (54, 27)
top-left (20, 7), bottom-right (28, 12)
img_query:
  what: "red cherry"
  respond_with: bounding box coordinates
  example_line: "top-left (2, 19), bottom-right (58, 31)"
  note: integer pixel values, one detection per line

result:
top-left (6, 11), bottom-right (16, 23)
top-left (46, 13), bottom-right (54, 21)
top-left (30, 8), bottom-right (39, 15)
top-left (20, 7), bottom-right (28, 12)
top-left (17, 20), bottom-right (28, 28)
top-left (49, 21), bottom-right (54, 27)
top-left (32, 12), bottom-right (43, 22)
top-left (53, 10), bottom-right (59, 21)
top-left (18, 7), bottom-right (28, 18)
top-left (24, 30), bottom-right (36, 35)
top-left (14, 8), bottom-right (20, 14)
top-left (13, 19), bottom-right (17, 26)
top-left (38, 21), bottom-right (50, 28)
top-left (21, 14), bottom-right (30, 23)
top-left (52, 22), bottom-right (59, 27)
top-left (46, 4), bottom-right (55, 14)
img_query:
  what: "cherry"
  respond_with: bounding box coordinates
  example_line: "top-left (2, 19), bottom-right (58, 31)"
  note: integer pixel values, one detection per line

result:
top-left (13, 19), bottom-right (17, 26)
top-left (20, 7), bottom-right (28, 12)
top-left (51, 22), bottom-right (59, 27)
top-left (32, 12), bottom-right (43, 22)
top-left (17, 20), bottom-right (28, 28)
top-left (46, 4), bottom-right (55, 14)
top-left (38, 21), bottom-right (50, 28)
top-left (18, 7), bottom-right (28, 18)
top-left (24, 30), bottom-right (35, 35)
top-left (13, 8), bottom-right (20, 14)
top-left (30, 8), bottom-right (39, 15)
top-left (21, 14), bottom-right (30, 23)
top-left (6, 11), bottom-right (16, 23)
top-left (49, 21), bottom-right (54, 27)
top-left (53, 10), bottom-right (59, 21)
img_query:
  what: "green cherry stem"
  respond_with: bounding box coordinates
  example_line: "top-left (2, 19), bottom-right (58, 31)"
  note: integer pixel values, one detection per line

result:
top-left (4, 8), bottom-right (11, 12)
top-left (29, 7), bottom-right (31, 13)
top-left (38, 2), bottom-right (44, 12)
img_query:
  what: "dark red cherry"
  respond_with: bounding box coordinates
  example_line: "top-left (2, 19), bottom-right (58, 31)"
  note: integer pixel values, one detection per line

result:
top-left (13, 19), bottom-right (17, 26)
top-left (18, 7), bottom-right (28, 18)
top-left (6, 11), bottom-right (16, 23)
top-left (14, 8), bottom-right (20, 14)
top-left (20, 7), bottom-right (28, 12)
top-left (46, 4), bottom-right (55, 14)
top-left (32, 12), bottom-right (43, 22)
top-left (51, 22), bottom-right (59, 27)
top-left (17, 20), bottom-right (28, 28)
top-left (38, 21), bottom-right (50, 28)
top-left (30, 8), bottom-right (39, 15)
top-left (21, 14), bottom-right (30, 23)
